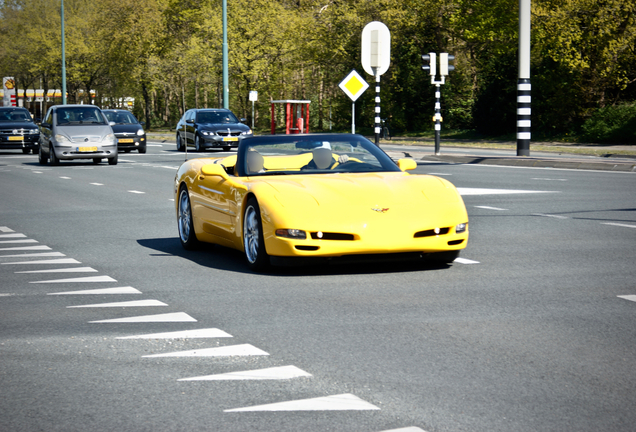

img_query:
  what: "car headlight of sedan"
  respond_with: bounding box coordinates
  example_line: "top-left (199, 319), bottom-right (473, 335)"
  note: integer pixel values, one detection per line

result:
top-left (275, 229), bottom-right (307, 239)
top-left (54, 134), bottom-right (72, 145)
top-left (201, 130), bottom-right (214, 136)
top-left (102, 133), bottom-right (116, 145)
top-left (136, 129), bottom-right (145, 136)
top-left (242, 129), bottom-right (252, 135)
top-left (455, 223), bottom-right (468, 234)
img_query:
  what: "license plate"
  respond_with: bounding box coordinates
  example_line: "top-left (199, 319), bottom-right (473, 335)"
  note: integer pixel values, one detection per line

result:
top-left (222, 137), bottom-right (238, 142)
top-left (118, 138), bottom-right (134, 143)
top-left (8, 136), bottom-right (23, 141)
top-left (77, 146), bottom-right (98, 152)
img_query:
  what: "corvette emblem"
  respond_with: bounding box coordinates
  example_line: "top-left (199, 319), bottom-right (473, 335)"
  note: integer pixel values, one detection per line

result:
top-left (372, 207), bottom-right (389, 213)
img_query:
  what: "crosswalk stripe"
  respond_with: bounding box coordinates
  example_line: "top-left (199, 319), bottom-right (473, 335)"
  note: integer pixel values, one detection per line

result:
top-left (2, 258), bottom-right (81, 265)
top-left (0, 239), bottom-right (38, 244)
top-left (0, 252), bottom-right (65, 258)
top-left (16, 267), bottom-right (97, 274)
top-left (178, 365), bottom-right (311, 381)
top-left (90, 312), bottom-right (196, 323)
top-left (0, 245), bottom-right (51, 251)
top-left (618, 295), bottom-right (636, 303)
top-left (68, 299), bottom-right (167, 308)
top-left (48, 286), bottom-right (142, 295)
top-left (116, 328), bottom-right (232, 339)
top-left (143, 344), bottom-right (268, 358)
top-left (29, 275), bottom-right (117, 283)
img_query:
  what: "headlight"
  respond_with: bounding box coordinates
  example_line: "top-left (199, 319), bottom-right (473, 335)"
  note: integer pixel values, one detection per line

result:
top-left (275, 229), bottom-right (307, 239)
top-left (242, 129), bottom-right (252, 135)
top-left (136, 129), bottom-right (145, 136)
top-left (455, 223), bottom-right (468, 234)
top-left (54, 134), bottom-right (71, 144)
top-left (201, 131), bottom-right (213, 136)
top-left (102, 133), bottom-right (116, 145)
top-left (29, 128), bottom-right (39, 135)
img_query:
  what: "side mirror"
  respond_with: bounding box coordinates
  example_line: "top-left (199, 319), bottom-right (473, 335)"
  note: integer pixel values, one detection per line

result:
top-left (397, 158), bottom-right (417, 171)
top-left (240, 118), bottom-right (247, 123)
top-left (41, 122), bottom-right (51, 129)
top-left (200, 163), bottom-right (229, 180)
top-left (186, 119), bottom-right (194, 124)
top-left (140, 121), bottom-right (146, 127)
top-left (34, 117), bottom-right (42, 124)
top-left (109, 121), bottom-right (116, 126)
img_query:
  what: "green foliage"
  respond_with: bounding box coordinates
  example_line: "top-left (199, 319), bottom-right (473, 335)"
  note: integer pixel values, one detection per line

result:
top-left (580, 104), bottom-right (636, 144)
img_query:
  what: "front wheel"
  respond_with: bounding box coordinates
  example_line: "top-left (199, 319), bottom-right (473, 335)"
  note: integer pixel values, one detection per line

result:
top-left (38, 145), bottom-right (48, 165)
top-left (108, 152), bottom-right (118, 165)
top-left (223, 146), bottom-right (231, 152)
top-left (177, 185), bottom-right (200, 250)
top-left (195, 135), bottom-right (202, 152)
top-left (176, 133), bottom-right (184, 151)
top-left (49, 146), bottom-right (60, 165)
top-left (243, 198), bottom-right (269, 271)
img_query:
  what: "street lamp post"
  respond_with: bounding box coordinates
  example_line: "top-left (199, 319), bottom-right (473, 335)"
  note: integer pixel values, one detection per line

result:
top-left (222, 0), bottom-right (228, 109)
top-left (61, 0), bottom-right (66, 105)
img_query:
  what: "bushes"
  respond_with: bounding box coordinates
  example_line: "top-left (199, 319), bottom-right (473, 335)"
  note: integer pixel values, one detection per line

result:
top-left (580, 104), bottom-right (636, 144)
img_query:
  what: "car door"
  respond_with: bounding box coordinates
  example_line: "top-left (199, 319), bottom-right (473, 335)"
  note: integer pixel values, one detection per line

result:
top-left (191, 169), bottom-right (235, 239)
top-left (185, 110), bottom-right (196, 146)
top-left (39, 108), bottom-right (54, 154)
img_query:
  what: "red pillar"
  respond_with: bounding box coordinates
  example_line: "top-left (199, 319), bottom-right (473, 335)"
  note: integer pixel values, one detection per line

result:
top-left (285, 103), bottom-right (291, 134)
top-left (305, 103), bottom-right (310, 133)
top-left (271, 102), bottom-right (275, 134)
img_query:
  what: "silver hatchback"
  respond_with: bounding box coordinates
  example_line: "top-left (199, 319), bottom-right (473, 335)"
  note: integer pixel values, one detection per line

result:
top-left (38, 105), bottom-right (118, 165)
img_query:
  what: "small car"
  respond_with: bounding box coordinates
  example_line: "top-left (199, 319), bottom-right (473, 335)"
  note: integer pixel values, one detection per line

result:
top-left (102, 109), bottom-right (146, 153)
top-left (38, 105), bottom-right (117, 165)
top-left (175, 108), bottom-right (252, 152)
top-left (174, 133), bottom-right (469, 271)
top-left (0, 107), bottom-right (40, 154)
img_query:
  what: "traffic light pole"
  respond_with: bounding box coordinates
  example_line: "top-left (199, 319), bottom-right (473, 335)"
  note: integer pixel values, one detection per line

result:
top-left (434, 84), bottom-right (441, 155)
top-left (422, 52), bottom-right (453, 155)
top-left (374, 71), bottom-right (381, 146)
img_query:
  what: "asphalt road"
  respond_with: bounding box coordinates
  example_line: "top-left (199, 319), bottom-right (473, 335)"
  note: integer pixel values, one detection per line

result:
top-left (1, 141), bottom-right (635, 432)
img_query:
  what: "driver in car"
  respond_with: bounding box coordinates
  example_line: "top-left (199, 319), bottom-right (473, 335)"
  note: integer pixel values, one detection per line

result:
top-left (301, 142), bottom-right (349, 170)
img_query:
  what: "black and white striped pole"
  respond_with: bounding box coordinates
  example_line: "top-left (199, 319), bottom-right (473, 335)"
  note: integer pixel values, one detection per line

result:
top-left (422, 52), bottom-right (454, 155)
top-left (517, 0), bottom-right (531, 156)
top-left (361, 21), bottom-right (391, 146)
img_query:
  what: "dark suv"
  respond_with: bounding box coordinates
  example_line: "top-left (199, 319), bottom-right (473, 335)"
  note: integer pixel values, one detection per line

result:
top-left (0, 107), bottom-right (40, 154)
top-left (175, 108), bottom-right (252, 152)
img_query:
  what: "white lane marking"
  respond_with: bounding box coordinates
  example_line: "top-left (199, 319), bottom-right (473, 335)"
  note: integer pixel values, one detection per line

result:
top-left (29, 275), bottom-right (117, 284)
top-left (531, 178), bottom-right (568, 181)
top-left (59, 176), bottom-right (71, 180)
top-left (0, 245), bottom-right (51, 251)
top-left (128, 190), bottom-right (145, 194)
top-left (68, 299), bottom-right (167, 308)
top-left (0, 293), bottom-right (16, 297)
top-left (147, 144), bottom-right (163, 147)
top-left (49, 286), bottom-right (141, 295)
top-left (0, 233), bottom-right (27, 238)
top-left (16, 267), bottom-right (97, 274)
top-left (0, 239), bottom-right (38, 244)
top-left (33, 171), bottom-right (43, 174)
top-left (457, 188), bottom-right (558, 196)
top-left (454, 257), bottom-right (480, 265)
top-left (2, 258), bottom-right (80, 265)
top-left (224, 393), bottom-right (380, 412)
top-left (117, 328), bottom-right (232, 340)
top-left (90, 312), bottom-right (196, 323)
top-left (0, 227), bottom-right (15, 232)
top-left (618, 295), bottom-right (636, 302)
top-left (532, 213), bottom-right (568, 219)
top-left (474, 206), bottom-right (507, 211)
top-left (90, 183), bottom-right (104, 186)
top-left (602, 222), bottom-right (636, 229)
top-left (179, 365), bottom-right (311, 381)
top-left (427, 172), bottom-right (452, 176)
top-left (143, 344), bottom-right (268, 358)
top-left (379, 427), bottom-right (427, 432)
top-left (0, 252), bottom-right (65, 258)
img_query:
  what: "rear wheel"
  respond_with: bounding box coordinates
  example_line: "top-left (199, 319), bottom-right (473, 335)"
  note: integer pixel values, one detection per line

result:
top-left (243, 197), bottom-right (269, 271)
top-left (177, 185), bottom-right (200, 250)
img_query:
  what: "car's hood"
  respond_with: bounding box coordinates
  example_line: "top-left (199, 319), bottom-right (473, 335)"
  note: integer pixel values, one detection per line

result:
top-left (55, 125), bottom-right (113, 141)
top-left (0, 121), bottom-right (38, 130)
top-left (261, 172), bottom-right (462, 211)
top-left (198, 123), bottom-right (250, 131)
top-left (110, 124), bottom-right (142, 134)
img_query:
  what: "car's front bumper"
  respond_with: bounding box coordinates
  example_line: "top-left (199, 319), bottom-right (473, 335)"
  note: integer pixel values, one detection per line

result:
top-left (52, 143), bottom-right (118, 160)
top-left (0, 134), bottom-right (40, 150)
top-left (116, 135), bottom-right (146, 150)
top-left (200, 134), bottom-right (248, 148)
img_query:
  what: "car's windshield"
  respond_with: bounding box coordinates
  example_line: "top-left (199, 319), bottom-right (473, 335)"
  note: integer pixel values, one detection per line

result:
top-left (103, 111), bottom-right (138, 124)
top-left (56, 107), bottom-right (106, 125)
top-left (0, 109), bottom-right (31, 122)
top-left (241, 135), bottom-right (400, 176)
top-left (196, 111), bottom-right (239, 124)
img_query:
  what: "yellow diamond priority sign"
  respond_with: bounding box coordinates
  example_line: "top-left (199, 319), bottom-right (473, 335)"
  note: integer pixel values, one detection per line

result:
top-left (339, 70), bottom-right (369, 102)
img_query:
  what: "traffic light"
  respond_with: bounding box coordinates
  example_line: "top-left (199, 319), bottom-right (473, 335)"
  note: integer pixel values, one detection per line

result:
top-left (421, 53), bottom-right (436, 77)
top-left (440, 53), bottom-right (455, 76)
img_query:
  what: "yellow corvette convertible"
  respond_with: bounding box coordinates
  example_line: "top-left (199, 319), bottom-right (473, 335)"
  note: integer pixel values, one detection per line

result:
top-left (174, 134), bottom-right (468, 270)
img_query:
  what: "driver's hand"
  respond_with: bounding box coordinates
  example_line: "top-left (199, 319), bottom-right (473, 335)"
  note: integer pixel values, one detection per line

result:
top-left (337, 154), bottom-right (349, 164)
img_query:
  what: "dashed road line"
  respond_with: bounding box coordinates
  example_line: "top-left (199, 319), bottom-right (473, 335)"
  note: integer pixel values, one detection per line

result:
top-left (458, 187), bottom-right (558, 196)
top-left (0, 252), bottom-right (65, 258)
top-left (0, 245), bottom-right (51, 251)
top-left (618, 295), bottom-right (636, 303)
top-left (0, 233), bottom-right (27, 238)
top-left (3, 258), bottom-right (81, 265)
top-left (128, 190), bottom-right (145, 194)
top-left (117, 328), bottom-right (232, 339)
top-left (15, 267), bottom-right (97, 274)
top-left (67, 299), bottom-right (167, 308)
top-left (474, 205), bottom-right (508, 211)
top-left (29, 275), bottom-right (117, 283)
top-left (224, 393), bottom-right (380, 412)
top-left (0, 239), bottom-right (39, 244)
top-left (602, 222), bottom-right (636, 229)
top-left (48, 286), bottom-right (142, 295)
top-left (179, 365), bottom-right (312, 381)
top-left (454, 257), bottom-right (480, 265)
top-left (0, 226), bottom-right (15, 232)
top-left (90, 312), bottom-right (197, 323)
top-left (532, 213), bottom-right (568, 219)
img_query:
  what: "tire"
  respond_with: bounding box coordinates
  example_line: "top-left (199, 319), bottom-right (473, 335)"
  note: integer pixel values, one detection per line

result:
top-left (108, 152), bottom-right (118, 165)
top-left (22, 148), bottom-right (30, 154)
top-left (195, 134), bottom-right (202, 152)
top-left (38, 145), bottom-right (48, 165)
top-left (49, 146), bottom-right (60, 165)
top-left (176, 133), bottom-right (184, 151)
top-left (93, 158), bottom-right (101, 164)
top-left (177, 185), bottom-right (200, 250)
top-left (138, 146), bottom-right (146, 154)
top-left (223, 146), bottom-right (231, 152)
top-left (243, 197), bottom-right (269, 271)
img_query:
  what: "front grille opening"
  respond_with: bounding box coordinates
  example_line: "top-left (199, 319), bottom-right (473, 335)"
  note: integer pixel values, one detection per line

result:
top-left (448, 239), bottom-right (465, 246)
top-left (295, 245), bottom-right (320, 251)
top-left (414, 227), bottom-right (450, 238)
top-left (310, 232), bottom-right (355, 241)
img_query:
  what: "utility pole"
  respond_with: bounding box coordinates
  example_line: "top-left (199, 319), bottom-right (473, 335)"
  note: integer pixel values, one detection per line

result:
top-left (61, 0), bottom-right (66, 105)
top-left (222, 0), bottom-right (229, 109)
top-left (517, 0), bottom-right (531, 156)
